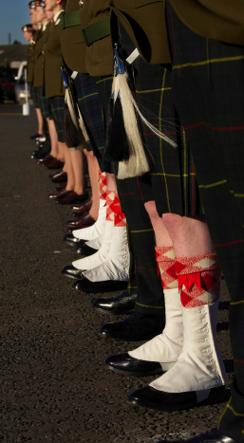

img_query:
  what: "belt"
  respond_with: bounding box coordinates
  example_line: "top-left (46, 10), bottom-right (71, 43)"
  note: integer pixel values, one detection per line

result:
top-left (82, 17), bottom-right (111, 46)
top-left (63, 10), bottom-right (81, 29)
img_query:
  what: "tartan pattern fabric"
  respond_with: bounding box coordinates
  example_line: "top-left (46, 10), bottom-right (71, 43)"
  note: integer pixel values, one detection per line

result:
top-left (74, 73), bottom-right (105, 163)
top-left (32, 86), bottom-right (42, 108)
top-left (105, 192), bottom-right (127, 227)
top-left (175, 253), bottom-right (220, 308)
top-left (166, 4), bottom-right (244, 438)
top-left (49, 96), bottom-right (65, 143)
top-left (40, 95), bottom-right (52, 120)
top-left (95, 76), bottom-right (114, 173)
top-left (117, 24), bottom-right (202, 218)
top-left (98, 172), bottom-right (108, 200)
top-left (155, 246), bottom-right (177, 289)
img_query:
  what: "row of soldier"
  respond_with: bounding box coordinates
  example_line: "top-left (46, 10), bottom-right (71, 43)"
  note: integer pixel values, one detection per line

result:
top-left (22, 1), bottom-right (244, 442)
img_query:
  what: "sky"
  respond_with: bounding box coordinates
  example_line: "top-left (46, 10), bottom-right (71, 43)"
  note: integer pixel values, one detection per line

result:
top-left (0, 0), bottom-right (29, 44)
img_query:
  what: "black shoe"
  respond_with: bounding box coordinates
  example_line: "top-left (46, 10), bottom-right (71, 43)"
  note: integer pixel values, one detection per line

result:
top-left (63, 233), bottom-right (81, 247)
top-left (93, 291), bottom-right (137, 315)
top-left (76, 243), bottom-right (97, 256)
top-left (106, 352), bottom-right (163, 377)
top-left (100, 312), bottom-right (165, 341)
top-left (62, 265), bottom-right (82, 280)
top-left (156, 429), bottom-right (236, 443)
top-left (51, 171), bottom-right (67, 184)
top-left (31, 146), bottom-right (49, 160)
top-left (128, 385), bottom-right (230, 412)
top-left (30, 132), bottom-right (42, 140)
top-left (33, 141), bottom-right (50, 159)
top-left (73, 278), bottom-right (128, 294)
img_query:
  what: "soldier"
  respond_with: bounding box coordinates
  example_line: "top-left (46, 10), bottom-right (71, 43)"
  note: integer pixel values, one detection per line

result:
top-left (107, 1), bottom-right (243, 442)
top-left (28, 0), bottom-right (45, 143)
top-left (159, 2), bottom-right (244, 442)
top-left (21, 23), bottom-right (35, 104)
top-left (60, 0), bottom-right (105, 225)
top-left (60, 0), bottom-right (131, 304)
top-left (44, 0), bottom-right (88, 205)
top-left (64, 0), bottom-right (167, 342)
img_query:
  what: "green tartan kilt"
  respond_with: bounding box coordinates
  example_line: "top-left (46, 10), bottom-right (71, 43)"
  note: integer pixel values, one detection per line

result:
top-left (49, 96), bottom-right (65, 143)
top-left (117, 26), bottom-right (201, 218)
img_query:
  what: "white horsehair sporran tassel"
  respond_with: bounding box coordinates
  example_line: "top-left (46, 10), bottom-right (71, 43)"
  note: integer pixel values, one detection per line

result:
top-left (64, 88), bottom-right (78, 129)
top-left (112, 45), bottom-right (177, 180)
top-left (76, 105), bottom-right (90, 145)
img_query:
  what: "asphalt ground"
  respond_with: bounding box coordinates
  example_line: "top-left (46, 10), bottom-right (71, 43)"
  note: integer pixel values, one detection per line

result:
top-left (0, 104), bottom-right (233, 443)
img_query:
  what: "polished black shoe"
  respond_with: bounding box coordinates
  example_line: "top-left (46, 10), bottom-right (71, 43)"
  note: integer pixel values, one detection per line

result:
top-left (128, 385), bottom-right (230, 412)
top-left (58, 191), bottom-right (88, 206)
top-left (63, 233), bottom-right (81, 247)
top-left (67, 214), bottom-right (96, 230)
top-left (76, 243), bottom-right (97, 256)
top-left (93, 291), bottom-right (137, 315)
top-left (73, 278), bottom-right (128, 294)
top-left (31, 145), bottom-right (50, 160)
top-left (62, 265), bottom-right (82, 280)
top-left (100, 312), bottom-right (165, 341)
top-left (106, 353), bottom-right (163, 376)
top-left (49, 190), bottom-right (68, 200)
top-left (156, 429), bottom-right (236, 443)
top-left (50, 171), bottom-right (67, 184)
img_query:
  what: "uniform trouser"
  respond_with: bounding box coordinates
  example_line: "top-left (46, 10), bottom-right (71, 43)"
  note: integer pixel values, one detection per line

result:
top-left (166, 3), bottom-right (244, 441)
top-left (96, 76), bottom-right (165, 316)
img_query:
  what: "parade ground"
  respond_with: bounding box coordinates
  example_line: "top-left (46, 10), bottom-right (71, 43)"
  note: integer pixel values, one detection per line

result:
top-left (0, 105), bottom-right (233, 443)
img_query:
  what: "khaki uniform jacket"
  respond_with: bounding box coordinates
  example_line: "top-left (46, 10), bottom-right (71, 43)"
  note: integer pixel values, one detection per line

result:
top-left (27, 43), bottom-right (36, 84)
top-left (44, 12), bottom-right (64, 98)
top-left (79, 0), bottom-right (113, 76)
top-left (170, 0), bottom-right (244, 47)
top-left (33, 26), bottom-right (50, 88)
top-left (61, 0), bottom-right (86, 73)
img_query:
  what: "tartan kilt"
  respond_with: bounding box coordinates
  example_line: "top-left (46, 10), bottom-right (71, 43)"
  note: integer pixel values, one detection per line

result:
top-left (40, 95), bottom-right (52, 120)
top-left (32, 86), bottom-right (42, 108)
top-left (166, 3), bottom-right (244, 441)
top-left (135, 60), bottom-right (201, 218)
top-left (74, 73), bottom-right (105, 162)
top-left (49, 96), bottom-right (65, 143)
top-left (116, 25), bottom-right (201, 218)
top-left (95, 76), bottom-right (114, 173)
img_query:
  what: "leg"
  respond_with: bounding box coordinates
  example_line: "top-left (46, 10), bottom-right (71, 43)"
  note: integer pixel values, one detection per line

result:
top-left (35, 107), bottom-right (44, 136)
top-left (69, 148), bottom-right (84, 195)
top-left (47, 118), bottom-right (59, 159)
top-left (83, 149), bottom-right (100, 220)
top-left (61, 143), bottom-right (75, 192)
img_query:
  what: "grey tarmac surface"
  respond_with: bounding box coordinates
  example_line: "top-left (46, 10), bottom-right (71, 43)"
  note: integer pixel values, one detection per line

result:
top-left (0, 104), bottom-right (232, 443)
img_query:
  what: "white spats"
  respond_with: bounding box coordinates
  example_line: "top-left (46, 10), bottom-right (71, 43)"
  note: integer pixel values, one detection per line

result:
top-left (149, 301), bottom-right (226, 393)
top-left (129, 288), bottom-right (183, 369)
top-left (79, 222), bottom-right (130, 282)
top-left (73, 200), bottom-right (106, 241)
